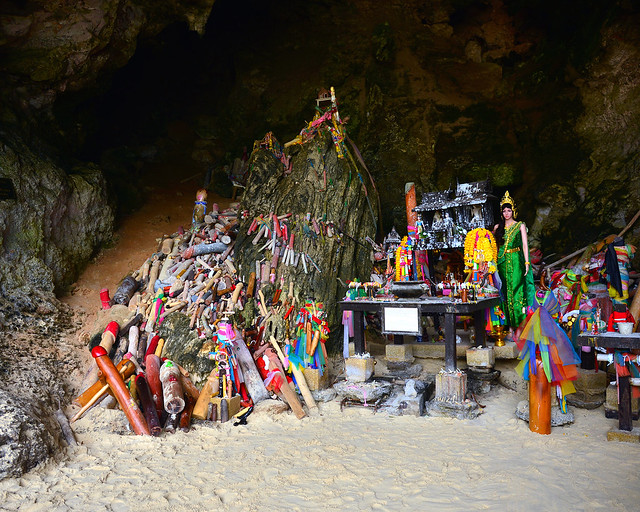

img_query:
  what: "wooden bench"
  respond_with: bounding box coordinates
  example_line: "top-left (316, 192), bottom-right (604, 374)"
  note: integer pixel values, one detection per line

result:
top-left (578, 332), bottom-right (640, 435)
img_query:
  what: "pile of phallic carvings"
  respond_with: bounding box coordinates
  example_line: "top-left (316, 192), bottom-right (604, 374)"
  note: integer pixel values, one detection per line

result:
top-left (71, 199), bottom-right (327, 436)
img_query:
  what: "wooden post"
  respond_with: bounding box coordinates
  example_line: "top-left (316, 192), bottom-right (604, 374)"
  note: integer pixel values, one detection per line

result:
top-left (192, 370), bottom-right (220, 420)
top-left (473, 310), bottom-right (486, 347)
top-left (229, 330), bottom-right (270, 404)
top-left (618, 375), bottom-right (633, 432)
top-left (92, 346), bottom-right (150, 436)
top-left (405, 182), bottom-right (418, 228)
top-left (353, 310), bottom-right (365, 355)
top-left (270, 336), bottom-right (318, 414)
top-left (444, 312), bottom-right (456, 371)
top-left (145, 354), bottom-right (164, 418)
top-left (529, 357), bottom-right (551, 435)
top-left (276, 373), bottom-right (306, 419)
top-left (74, 358), bottom-right (135, 408)
top-left (629, 288), bottom-right (640, 332)
top-left (435, 371), bottom-right (466, 402)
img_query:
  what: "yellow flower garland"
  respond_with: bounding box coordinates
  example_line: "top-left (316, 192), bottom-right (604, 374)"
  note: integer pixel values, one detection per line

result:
top-left (395, 236), bottom-right (409, 281)
top-left (464, 228), bottom-right (498, 273)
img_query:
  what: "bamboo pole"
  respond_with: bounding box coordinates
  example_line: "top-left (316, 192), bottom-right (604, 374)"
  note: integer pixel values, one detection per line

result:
top-left (546, 208), bottom-right (640, 271)
top-left (270, 336), bottom-right (318, 414)
top-left (618, 208), bottom-right (640, 238)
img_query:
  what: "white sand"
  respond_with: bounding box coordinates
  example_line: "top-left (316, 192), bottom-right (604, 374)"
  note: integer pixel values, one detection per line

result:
top-left (2, 185), bottom-right (637, 511)
top-left (0, 387), bottom-right (638, 512)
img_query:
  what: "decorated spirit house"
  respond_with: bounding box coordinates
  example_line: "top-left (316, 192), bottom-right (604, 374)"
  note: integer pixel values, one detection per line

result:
top-left (414, 180), bottom-right (497, 250)
top-left (383, 227), bottom-right (402, 259)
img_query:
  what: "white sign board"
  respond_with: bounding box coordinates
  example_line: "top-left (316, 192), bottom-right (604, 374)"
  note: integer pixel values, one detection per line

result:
top-left (382, 307), bottom-right (420, 335)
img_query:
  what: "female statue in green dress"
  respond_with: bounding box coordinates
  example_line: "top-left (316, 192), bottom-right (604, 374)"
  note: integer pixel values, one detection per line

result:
top-left (493, 191), bottom-right (535, 335)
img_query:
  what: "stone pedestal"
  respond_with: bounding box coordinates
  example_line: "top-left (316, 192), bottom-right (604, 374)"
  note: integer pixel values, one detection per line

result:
top-left (302, 367), bottom-right (329, 390)
top-left (345, 357), bottom-right (375, 382)
top-left (423, 370), bottom-right (482, 419)
top-left (493, 342), bottom-right (518, 359)
top-left (607, 427), bottom-right (640, 443)
top-left (385, 344), bottom-right (414, 363)
top-left (333, 379), bottom-right (393, 405)
top-left (466, 346), bottom-right (495, 369)
top-left (435, 370), bottom-right (466, 402)
top-left (423, 399), bottom-right (481, 419)
top-left (466, 368), bottom-right (501, 394)
top-left (566, 368), bottom-right (607, 409)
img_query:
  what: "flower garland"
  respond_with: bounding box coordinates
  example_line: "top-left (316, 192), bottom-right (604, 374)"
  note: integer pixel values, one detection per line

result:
top-left (464, 228), bottom-right (498, 273)
top-left (395, 236), bottom-right (411, 281)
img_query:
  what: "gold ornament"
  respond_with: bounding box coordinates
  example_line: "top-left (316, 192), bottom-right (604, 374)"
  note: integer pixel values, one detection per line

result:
top-left (500, 190), bottom-right (517, 219)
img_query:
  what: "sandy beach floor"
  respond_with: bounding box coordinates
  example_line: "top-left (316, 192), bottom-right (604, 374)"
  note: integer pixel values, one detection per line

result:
top-left (0, 389), bottom-right (638, 512)
top-left (1, 174), bottom-right (638, 512)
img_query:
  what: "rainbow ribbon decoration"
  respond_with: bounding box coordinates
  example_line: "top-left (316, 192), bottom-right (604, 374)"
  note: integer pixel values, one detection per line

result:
top-left (288, 301), bottom-right (329, 375)
top-left (515, 290), bottom-right (581, 412)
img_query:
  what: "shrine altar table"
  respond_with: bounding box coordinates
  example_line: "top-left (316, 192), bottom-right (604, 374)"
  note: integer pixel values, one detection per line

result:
top-left (578, 332), bottom-right (640, 432)
top-left (338, 296), bottom-right (500, 371)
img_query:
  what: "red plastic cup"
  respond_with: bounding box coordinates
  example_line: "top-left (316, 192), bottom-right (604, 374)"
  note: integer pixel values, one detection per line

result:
top-left (100, 288), bottom-right (111, 310)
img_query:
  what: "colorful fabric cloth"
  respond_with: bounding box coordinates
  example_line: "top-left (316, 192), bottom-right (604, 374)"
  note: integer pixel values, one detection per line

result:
top-left (604, 239), bottom-right (634, 304)
top-left (496, 221), bottom-right (535, 328)
top-left (516, 291), bottom-right (581, 412)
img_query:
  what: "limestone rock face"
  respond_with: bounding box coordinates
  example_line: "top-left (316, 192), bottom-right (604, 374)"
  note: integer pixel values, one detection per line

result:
top-left (234, 131), bottom-right (378, 346)
top-left (0, 0), bottom-right (216, 116)
top-left (0, 310), bottom-right (79, 480)
top-left (157, 312), bottom-right (215, 388)
top-left (0, 132), bottom-right (113, 320)
top-left (0, 390), bottom-right (57, 480)
top-left (3, 0), bottom-right (639, 264)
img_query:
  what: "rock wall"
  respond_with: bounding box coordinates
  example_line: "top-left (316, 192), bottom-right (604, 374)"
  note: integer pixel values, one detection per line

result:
top-left (234, 131), bottom-right (378, 348)
top-left (181, 0), bottom-right (640, 261)
top-left (0, 308), bottom-right (82, 480)
top-left (0, 0), bottom-right (216, 122)
top-left (3, 0), bottom-right (640, 264)
top-left (0, 132), bottom-right (113, 324)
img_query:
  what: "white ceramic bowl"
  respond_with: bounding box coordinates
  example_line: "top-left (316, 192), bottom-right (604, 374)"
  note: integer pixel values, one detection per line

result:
top-left (617, 322), bottom-right (634, 335)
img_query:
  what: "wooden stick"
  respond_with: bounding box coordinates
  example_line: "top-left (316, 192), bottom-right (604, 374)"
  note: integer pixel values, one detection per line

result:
top-left (154, 338), bottom-right (165, 357)
top-left (618, 208), bottom-right (640, 238)
top-left (629, 285), bottom-right (640, 332)
top-left (74, 359), bottom-right (135, 407)
top-left (270, 336), bottom-right (318, 414)
top-left (177, 366), bottom-right (201, 401)
top-left (71, 383), bottom-right (109, 423)
top-left (160, 301), bottom-right (187, 319)
top-left (230, 330), bottom-right (270, 404)
top-left (231, 282), bottom-right (243, 305)
top-left (546, 210), bottom-right (639, 272)
top-left (276, 371), bottom-right (306, 419)
top-left (147, 259), bottom-right (161, 294)
top-left (192, 370), bottom-right (219, 420)
top-left (55, 408), bottom-right (77, 445)
top-left (246, 272), bottom-right (256, 298)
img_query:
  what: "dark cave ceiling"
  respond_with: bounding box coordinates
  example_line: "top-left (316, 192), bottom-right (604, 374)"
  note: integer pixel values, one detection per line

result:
top-left (1, 0), bottom-right (639, 256)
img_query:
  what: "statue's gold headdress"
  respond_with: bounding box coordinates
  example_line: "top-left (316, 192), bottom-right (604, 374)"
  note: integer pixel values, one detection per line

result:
top-left (500, 190), bottom-right (517, 219)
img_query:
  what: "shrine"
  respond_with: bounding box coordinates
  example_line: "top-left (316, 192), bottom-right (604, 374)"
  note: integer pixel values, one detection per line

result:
top-left (413, 180), bottom-right (497, 250)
